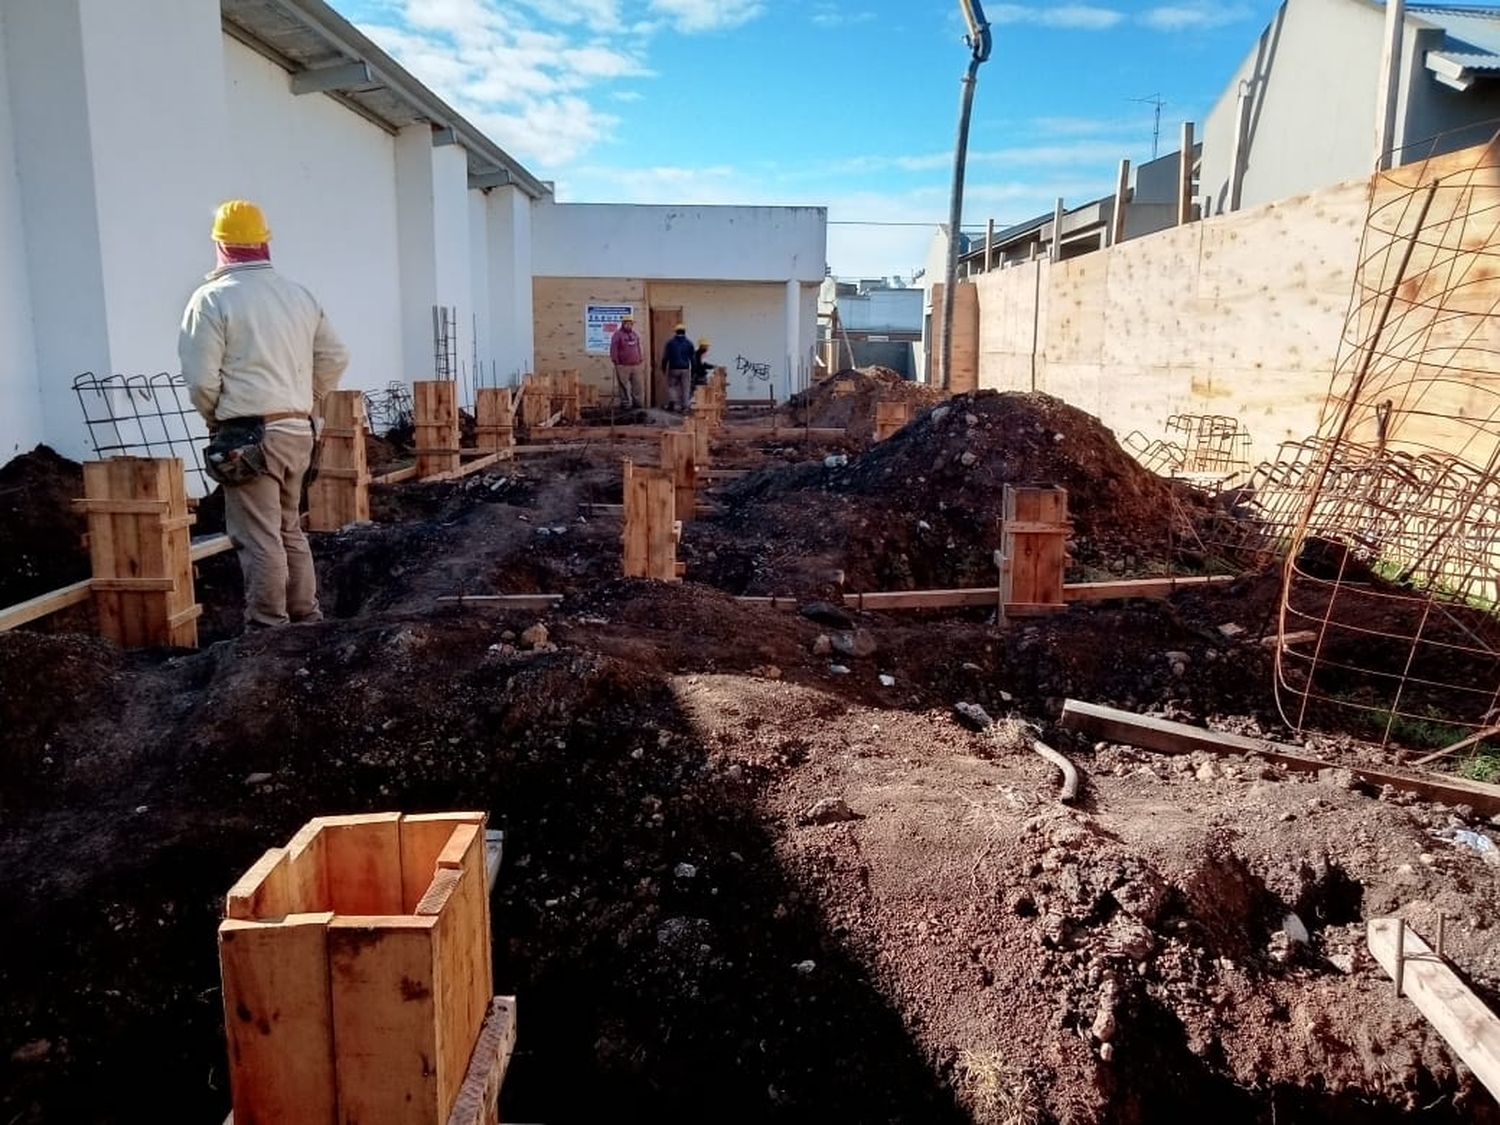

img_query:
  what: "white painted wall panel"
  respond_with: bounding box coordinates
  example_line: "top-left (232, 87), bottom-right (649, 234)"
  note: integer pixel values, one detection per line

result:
top-left (645, 281), bottom-right (818, 398)
top-left (0, 9), bottom-right (42, 461)
top-left (223, 38), bottom-right (403, 396)
top-left (533, 203), bottom-right (826, 283)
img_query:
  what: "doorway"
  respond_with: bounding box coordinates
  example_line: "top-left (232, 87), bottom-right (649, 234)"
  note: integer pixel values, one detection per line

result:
top-left (649, 305), bottom-right (682, 410)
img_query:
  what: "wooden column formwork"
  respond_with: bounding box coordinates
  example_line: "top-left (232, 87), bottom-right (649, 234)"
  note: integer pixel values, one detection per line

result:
top-left (474, 387), bottom-right (516, 454)
top-left (550, 370), bottom-right (581, 423)
top-left (874, 400), bottom-right (911, 441)
top-left (517, 374), bottom-right (549, 428)
top-left (307, 390), bottom-right (370, 532)
top-left (622, 461), bottom-right (681, 581)
top-left (74, 457), bottom-right (200, 648)
top-left (414, 380), bottom-right (461, 478)
top-left (660, 430), bottom-right (698, 520)
top-left (683, 414), bottom-right (712, 470)
top-left (999, 485), bottom-right (1069, 617)
top-left (219, 812), bottom-right (508, 1125)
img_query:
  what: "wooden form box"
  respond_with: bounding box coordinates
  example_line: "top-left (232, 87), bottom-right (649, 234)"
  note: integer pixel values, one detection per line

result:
top-left (874, 400), bottom-right (911, 442)
top-left (74, 457), bottom-right (200, 648)
top-left (307, 390), bottom-right (371, 532)
top-left (474, 388), bottom-right (516, 454)
top-left (999, 485), bottom-right (1069, 614)
top-left (414, 381), bottom-right (461, 478)
top-left (659, 430), bottom-right (697, 520)
top-left (219, 812), bottom-right (493, 1125)
top-left (622, 461), bottom-right (681, 581)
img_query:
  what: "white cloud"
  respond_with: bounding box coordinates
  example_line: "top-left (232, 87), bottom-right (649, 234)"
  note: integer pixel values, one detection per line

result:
top-left (647, 0), bottom-right (764, 33)
top-left (810, 4), bottom-right (875, 27)
top-left (1140, 3), bottom-right (1252, 31)
top-left (990, 4), bottom-right (1125, 30)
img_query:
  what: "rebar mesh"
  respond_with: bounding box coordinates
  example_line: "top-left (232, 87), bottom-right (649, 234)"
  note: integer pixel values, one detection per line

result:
top-left (72, 372), bottom-right (212, 494)
top-left (1274, 129), bottom-right (1500, 748)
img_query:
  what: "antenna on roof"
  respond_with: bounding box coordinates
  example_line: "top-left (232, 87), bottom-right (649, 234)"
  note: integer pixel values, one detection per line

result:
top-left (1131, 93), bottom-right (1166, 160)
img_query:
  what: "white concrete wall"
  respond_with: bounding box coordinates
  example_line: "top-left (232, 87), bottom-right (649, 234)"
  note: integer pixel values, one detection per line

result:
top-left (486, 185), bottom-right (534, 383)
top-left (3, 0), bottom-right (111, 461)
top-left (224, 38), bottom-right (404, 397)
top-left (647, 280), bottom-right (817, 398)
top-left (533, 202), bottom-right (826, 283)
top-left (0, 7), bottom-right (42, 461)
top-left (468, 191), bottom-right (491, 388)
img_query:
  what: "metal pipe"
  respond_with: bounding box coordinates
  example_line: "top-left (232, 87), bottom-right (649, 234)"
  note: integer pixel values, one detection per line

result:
top-left (940, 53), bottom-right (982, 391)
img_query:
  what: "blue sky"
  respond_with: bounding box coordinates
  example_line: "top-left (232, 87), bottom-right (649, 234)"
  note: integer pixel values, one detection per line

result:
top-left (335, 0), bottom-right (1283, 278)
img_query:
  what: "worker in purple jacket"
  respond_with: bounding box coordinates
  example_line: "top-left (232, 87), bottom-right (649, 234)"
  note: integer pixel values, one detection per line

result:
top-left (609, 314), bottom-right (645, 408)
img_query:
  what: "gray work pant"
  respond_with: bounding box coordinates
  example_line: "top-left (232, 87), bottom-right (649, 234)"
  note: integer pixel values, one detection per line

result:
top-left (667, 367), bottom-right (692, 411)
top-left (224, 425), bottom-right (321, 628)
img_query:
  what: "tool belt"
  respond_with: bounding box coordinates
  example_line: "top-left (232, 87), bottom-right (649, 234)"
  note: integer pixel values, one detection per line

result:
top-left (204, 417), bottom-right (268, 487)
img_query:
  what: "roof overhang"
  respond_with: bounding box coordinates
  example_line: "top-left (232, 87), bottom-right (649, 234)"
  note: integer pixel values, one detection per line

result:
top-left (221, 0), bottom-right (549, 199)
top-left (1426, 48), bottom-right (1500, 91)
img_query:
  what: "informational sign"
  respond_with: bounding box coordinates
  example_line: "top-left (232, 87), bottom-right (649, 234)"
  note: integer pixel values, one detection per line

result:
top-left (585, 304), bottom-right (635, 354)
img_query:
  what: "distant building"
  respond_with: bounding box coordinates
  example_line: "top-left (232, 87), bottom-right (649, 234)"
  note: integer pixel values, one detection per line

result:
top-left (1201, 0), bottom-right (1500, 215)
top-left (819, 278), bottom-right (923, 378)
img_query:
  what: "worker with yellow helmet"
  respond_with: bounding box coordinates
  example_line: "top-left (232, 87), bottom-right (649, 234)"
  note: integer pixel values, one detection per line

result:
top-left (691, 336), bottom-right (713, 390)
top-left (660, 322), bottom-right (696, 412)
top-left (179, 199), bottom-right (349, 630)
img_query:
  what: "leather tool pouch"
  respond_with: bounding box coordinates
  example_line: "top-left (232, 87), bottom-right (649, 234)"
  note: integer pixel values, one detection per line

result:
top-left (204, 417), bottom-right (267, 487)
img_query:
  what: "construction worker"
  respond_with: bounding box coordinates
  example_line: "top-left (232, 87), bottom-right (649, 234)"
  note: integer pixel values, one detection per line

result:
top-left (179, 199), bottom-right (349, 630)
top-left (609, 313), bottom-right (644, 408)
top-left (691, 337), bottom-right (712, 390)
top-left (661, 323), bottom-right (696, 412)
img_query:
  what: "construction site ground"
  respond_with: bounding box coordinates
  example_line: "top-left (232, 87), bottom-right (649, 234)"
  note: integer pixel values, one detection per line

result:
top-left (2, 390), bottom-right (1498, 1124)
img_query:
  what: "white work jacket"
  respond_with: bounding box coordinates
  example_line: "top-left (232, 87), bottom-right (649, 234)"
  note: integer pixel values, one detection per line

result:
top-left (178, 261), bottom-right (349, 424)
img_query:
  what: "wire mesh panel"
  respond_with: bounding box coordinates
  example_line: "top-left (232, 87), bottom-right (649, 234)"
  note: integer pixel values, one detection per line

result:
top-left (1275, 129), bottom-right (1500, 747)
top-left (364, 382), bottom-right (414, 436)
top-left (72, 372), bottom-right (212, 494)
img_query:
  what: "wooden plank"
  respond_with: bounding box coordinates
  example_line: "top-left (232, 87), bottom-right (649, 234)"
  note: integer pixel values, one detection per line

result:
top-left (621, 461), bottom-right (649, 578)
top-left (444, 997), bottom-right (517, 1125)
top-left (0, 579), bottom-right (93, 632)
top-left (328, 916), bottom-right (442, 1125)
top-left (435, 594), bottom-right (563, 610)
top-left (314, 812), bottom-right (404, 915)
top-left (732, 595), bottom-right (801, 611)
top-left (219, 912), bottom-right (338, 1125)
top-left (225, 847), bottom-right (292, 921)
top-left (1060, 699), bottom-right (1500, 816)
top-left (372, 464), bottom-right (419, 486)
top-left (839, 575), bottom-right (1235, 611)
top-left (191, 534), bottom-right (234, 562)
top-left (1062, 575), bottom-right (1235, 601)
top-left (398, 812), bottom-right (486, 913)
top-left (423, 451), bottom-right (508, 483)
top-left (422, 831), bottom-right (491, 1120)
top-left (646, 469), bottom-right (678, 581)
top-left (660, 430), bottom-right (697, 519)
top-left (1368, 917), bottom-right (1500, 1103)
top-left (284, 819), bottom-right (329, 912)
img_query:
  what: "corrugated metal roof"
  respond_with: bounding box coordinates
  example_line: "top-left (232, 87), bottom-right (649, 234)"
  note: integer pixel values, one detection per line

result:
top-left (1411, 4), bottom-right (1500, 87)
top-left (221, 0), bottom-right (547, 197)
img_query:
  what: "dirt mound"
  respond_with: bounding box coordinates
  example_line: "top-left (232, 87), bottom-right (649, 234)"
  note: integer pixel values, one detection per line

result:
top-left (702, 392), bottom-right (1199, 595)
top-left (787, 367), bottom-right (946, 440)
top-left (0, 446), bottom-right (87, 607)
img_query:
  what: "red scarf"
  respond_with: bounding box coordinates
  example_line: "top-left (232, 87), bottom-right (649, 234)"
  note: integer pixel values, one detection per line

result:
top-left (215, 242), bottom-right (271, 270)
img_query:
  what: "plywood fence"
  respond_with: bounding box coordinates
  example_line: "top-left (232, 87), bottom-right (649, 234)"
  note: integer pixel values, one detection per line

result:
top-left (974, 140), bottom-right (1499, 462)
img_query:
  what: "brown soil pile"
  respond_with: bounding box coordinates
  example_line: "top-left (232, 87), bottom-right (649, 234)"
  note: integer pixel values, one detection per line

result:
top-left (0, 447), bottom-right (87, 606)
top-left (697, 391), bottom-right (1201, 596)
top-left (786, 367), bottom-right (946, 440)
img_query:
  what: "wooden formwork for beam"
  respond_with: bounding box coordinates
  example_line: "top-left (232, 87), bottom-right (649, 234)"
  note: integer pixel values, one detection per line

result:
top-left (307, 390), bottom-right (371, 532)
top-left (74, 457), bottom-right (201, 648)
top-left (414, 380), bottom-right (461, 479)
top-left (682, 415), bottom-right (711, 470)
top-left (660, 430), bottom-right (697, 520)
top-left (219, 812), bottom-right (511, 1125)
top-left (622, 461), bottom-right (681, 581)
top-left (474, 387), bottom-right (516, 454)
top-left (874, 400), bottom-right (911, 442)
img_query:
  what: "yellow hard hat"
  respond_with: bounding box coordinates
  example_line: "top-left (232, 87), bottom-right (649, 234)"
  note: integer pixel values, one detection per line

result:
top-left (212, 199), bottom-right (271, 245)
top-left (674, 322), bottom-right (686, 332)
top-left (697, 337), bottom-right (710, 347)
top-left (621, 314), bottom-right (634, 323)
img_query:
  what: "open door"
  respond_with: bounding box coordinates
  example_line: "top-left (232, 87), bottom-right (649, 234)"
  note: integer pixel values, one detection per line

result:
top-left (649, 305), bottom-right (682, 410)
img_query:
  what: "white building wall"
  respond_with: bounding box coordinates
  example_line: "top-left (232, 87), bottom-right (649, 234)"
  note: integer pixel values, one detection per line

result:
top-left (532, 202), bottom-right (826, 283)
top-left (224, 38), bottom-right (403, 396)
top-left (486, 185), bottom-right (534, 382)
top-left (646, 280), bottom-right (817, 398)
top-left (432, 143), bottom-right (471, 378)
top-left (82, 0), bottom-right (230, 380)
top-left (468, 190), bottom-right (491, 386)
top-left (3, 0), bottom-right (112, 460)
top-left (0, 8), bottom-right (42, 461)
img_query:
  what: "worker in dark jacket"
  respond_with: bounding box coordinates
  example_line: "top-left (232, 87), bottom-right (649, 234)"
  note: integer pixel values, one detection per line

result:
top-left (661, 324), bottom-right (696, 412)
top-left (691, 338), bottom-right (712, 390)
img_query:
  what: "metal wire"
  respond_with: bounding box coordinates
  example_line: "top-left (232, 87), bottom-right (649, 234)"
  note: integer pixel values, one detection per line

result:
top-left (72, 371), bottom-right (212, 493)
top-left (364, 381), bottom-right (413, 435)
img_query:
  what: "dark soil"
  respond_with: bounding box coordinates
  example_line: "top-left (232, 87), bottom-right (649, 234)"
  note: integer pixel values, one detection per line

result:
top-left (788, 366), bottom-right (946, 440)
top-left (0, 447), bottom-right (86, 605)
top-left (2, 424), bottom-right (1498, 1124)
